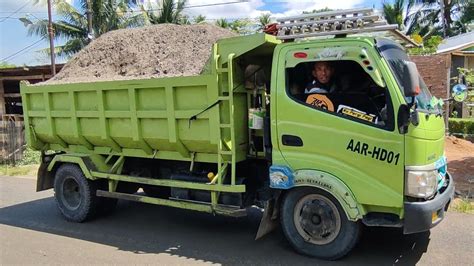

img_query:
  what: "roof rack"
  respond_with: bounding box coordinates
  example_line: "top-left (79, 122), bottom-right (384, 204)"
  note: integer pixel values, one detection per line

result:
top-left (276, 8), bottom-right (420, 47)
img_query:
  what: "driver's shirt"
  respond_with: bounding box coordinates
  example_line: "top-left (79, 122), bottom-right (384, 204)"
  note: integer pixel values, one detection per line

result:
top-left (305, 79), bottom-right (337, 94)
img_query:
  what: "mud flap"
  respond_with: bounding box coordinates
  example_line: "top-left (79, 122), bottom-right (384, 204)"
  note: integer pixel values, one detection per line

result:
top-left (255, 199), bottom-right (280, 240)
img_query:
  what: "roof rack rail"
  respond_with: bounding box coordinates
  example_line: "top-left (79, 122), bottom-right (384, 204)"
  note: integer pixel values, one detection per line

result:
top-left (276, 8), bottom-right (420, 47)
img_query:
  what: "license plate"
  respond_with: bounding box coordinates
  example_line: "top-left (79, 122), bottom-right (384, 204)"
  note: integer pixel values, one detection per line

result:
top-left (432, 211), bottom-right (439, 222)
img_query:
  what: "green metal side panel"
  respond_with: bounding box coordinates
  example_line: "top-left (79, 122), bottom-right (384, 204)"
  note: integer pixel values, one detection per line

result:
top-left (21, 76), bottom-right (224, 162)
top-left (216, 33), bottom-right (281, 65)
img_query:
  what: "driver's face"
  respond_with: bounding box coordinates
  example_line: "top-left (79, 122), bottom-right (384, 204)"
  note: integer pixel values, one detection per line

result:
top-left (313, 62), bottom-right (333, 84)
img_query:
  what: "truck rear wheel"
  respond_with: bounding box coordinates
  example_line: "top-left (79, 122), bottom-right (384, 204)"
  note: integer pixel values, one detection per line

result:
top-left (280, 187), bottom-right (360, 260)
top-left (54, 164), bottom-right (99, 222)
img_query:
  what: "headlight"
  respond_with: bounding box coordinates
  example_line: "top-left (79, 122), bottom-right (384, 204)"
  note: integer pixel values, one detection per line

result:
top-left (405, 170), bottom-right (438, 198)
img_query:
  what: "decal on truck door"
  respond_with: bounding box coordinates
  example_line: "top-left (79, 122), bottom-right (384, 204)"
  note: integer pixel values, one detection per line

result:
top-left (346, 139), bottom-right (400, 165)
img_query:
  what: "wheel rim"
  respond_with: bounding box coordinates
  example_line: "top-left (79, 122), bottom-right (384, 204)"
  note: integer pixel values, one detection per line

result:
top-left (293, 194), bottom-right (341, 245)
top-left (61, 176), bottom-right (82, 210)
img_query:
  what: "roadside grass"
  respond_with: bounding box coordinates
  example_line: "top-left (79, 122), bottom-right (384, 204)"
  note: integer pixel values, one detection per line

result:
top-left (450, 198), bottom-right (474, 214)
top-left (0, 164), bottom-right (39, 177)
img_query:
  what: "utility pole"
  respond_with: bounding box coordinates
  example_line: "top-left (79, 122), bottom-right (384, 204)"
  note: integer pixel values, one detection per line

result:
top-left (47, 0), bottom-right (56, 75)
top-left (86, 0), bottom-right (93, 39)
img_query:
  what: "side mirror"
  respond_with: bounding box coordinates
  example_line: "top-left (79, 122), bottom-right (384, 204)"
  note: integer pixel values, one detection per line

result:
top-left (398, 104), bottom-right (419, 134)
top-left (403, 61), bottom-right (420, 97)
top-left (451, 83), bottom-right (468, 102)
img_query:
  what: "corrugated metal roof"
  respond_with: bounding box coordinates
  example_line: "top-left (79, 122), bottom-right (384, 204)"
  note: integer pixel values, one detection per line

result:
top-left (436, 31), bottom-right (474, 54)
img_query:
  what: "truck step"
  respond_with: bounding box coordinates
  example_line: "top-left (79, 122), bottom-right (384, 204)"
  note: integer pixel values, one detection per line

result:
top-left (97, 190), bottom-right (247, 217)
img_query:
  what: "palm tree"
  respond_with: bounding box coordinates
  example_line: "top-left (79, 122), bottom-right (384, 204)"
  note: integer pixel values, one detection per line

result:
top-left (215, 18), bottom-right (250, 35)
top-left (23, 0), bottom-right (143, 57)
top-left (193, 14), bottom-right (206, 24)
top-left (143, 0), bottom-right (187, 25)
top-left (405, 0), bottom-right (473, 37)
top-left (215, 18), bottom-right (231, 29)
top-left (382, 0), bottom-right (405, 30)
top-left (257, 13), bottom-right (272, 32)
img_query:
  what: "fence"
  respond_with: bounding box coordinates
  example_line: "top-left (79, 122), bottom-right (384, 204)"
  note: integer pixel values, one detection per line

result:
top-left (0, 115), bottom-right (25, 165)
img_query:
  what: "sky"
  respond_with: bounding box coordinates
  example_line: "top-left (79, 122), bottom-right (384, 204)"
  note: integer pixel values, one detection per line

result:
top-left (0, 0), bottom-right (381, 67)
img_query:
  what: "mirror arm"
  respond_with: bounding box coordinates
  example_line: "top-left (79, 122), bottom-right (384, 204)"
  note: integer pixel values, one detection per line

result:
top-left (407, 96), bottom-right (416, 109)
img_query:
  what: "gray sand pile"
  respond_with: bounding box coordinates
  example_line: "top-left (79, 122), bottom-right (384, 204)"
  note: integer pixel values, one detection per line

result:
top-left (43, 24), bottom-right (236, 84)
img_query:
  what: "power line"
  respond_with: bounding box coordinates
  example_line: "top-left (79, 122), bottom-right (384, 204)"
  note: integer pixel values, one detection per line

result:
top-left (1, 36), bottom-right (47, 62)
top-left (0, 17), bottom-right (23, 20)
top-left (0, 1), bottom-right (31, 22)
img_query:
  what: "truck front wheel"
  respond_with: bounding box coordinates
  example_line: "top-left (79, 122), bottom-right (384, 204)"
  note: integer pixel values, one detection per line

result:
top-left (54, 164), bottom-right (99, 222)
top-left (280, 187), bottom-right (360, 260)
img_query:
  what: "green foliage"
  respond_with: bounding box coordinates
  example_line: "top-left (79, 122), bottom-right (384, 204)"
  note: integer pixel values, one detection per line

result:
top-left (405, 0), bottom-right (473, 37)
top-left (193, 14), bottom-right (206, 24)
top-left (425, 35), bottom-right (443, 48)
top-left (215, 18), bottom-right (230, 29)
top-left (17, 148), bottom-right (41, 166)
top-left (382, 0), bottom-right (405, 30)
top-left (451, 198), bottom-right (474, 214)
top-left (0, 61), bottom-right (16, 68)
top-left (448, 118), bottom-right (474, 135)
top-left (302, 7), bottom-right (333, 14)
top-left (457, 67), bottom-right (474, 85)
top-left (0, 164), bottom-right (39, 176)
top-left (407, 35), bottom-right (443, 55)
top-left (143, 0), bottom-right (187, 25)
top-left (215, 18), bottom-right (251, 35)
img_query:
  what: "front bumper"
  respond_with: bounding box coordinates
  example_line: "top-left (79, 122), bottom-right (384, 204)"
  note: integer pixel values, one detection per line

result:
top-left (403, 172), bottom-right (454, 234)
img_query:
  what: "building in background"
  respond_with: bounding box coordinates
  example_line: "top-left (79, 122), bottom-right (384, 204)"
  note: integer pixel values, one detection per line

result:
top-left (0, 64), bottom-right (64, 163)
top-left (437, 31), bottom-right (474, 118)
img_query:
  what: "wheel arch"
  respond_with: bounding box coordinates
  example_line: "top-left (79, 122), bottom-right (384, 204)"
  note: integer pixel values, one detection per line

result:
top-left (290, 169), bottom-right (366, 221)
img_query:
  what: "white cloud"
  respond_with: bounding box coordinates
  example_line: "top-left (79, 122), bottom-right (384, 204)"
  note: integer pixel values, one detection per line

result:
top-left (136, 0), bottom-right (369, 21)
top-left (0, 0), bottom-right (72, 13)
top-left (182, 0), bottom-right (268, 20)
top-left (271, 0), bottom-right (366, 18)
top-left (181, 0), bottom-right (366, 20)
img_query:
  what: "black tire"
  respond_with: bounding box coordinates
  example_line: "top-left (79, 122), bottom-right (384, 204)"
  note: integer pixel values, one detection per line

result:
top-left (54, 164), bottom-right (100, 222)
top-left (280, 187), bottom-right (361, 260)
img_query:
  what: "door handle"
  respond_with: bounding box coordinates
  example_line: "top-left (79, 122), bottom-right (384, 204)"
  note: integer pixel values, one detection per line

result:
top-left (281, 134), bottom-right (303, 147)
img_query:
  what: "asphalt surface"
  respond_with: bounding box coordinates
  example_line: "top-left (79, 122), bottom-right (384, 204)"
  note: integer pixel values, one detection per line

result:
top-left (1, 175), bottom-right (473, 265)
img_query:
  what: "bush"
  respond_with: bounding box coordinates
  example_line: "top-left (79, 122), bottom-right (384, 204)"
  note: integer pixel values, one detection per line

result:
top-left (17, 147), bottom-right (40, 166)
top-left (449, 118), bottom-right (474, 135)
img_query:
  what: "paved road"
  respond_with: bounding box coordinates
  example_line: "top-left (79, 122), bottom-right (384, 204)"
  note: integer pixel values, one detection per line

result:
top-left (1, 175), bottom-right (473, 265)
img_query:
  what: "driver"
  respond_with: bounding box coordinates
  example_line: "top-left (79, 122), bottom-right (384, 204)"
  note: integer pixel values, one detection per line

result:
top-left (305, 61), bottom-right (338, 94)
top-left (304, 61), bottom-right (337, 111)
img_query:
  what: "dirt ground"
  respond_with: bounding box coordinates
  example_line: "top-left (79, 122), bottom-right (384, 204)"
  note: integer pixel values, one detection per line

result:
top-left (445, 136), bottom-right (474, 198)
top-left (40, 24), bottom-right (236, 85)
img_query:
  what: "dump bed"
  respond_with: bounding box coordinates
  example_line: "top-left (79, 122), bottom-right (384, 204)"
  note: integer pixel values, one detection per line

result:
top-left (20, 34), bottom-right (279, 164)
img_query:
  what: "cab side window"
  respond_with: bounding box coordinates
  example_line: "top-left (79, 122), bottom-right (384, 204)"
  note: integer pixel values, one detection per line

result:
top-left (287, 60), bottom-right (393, 130)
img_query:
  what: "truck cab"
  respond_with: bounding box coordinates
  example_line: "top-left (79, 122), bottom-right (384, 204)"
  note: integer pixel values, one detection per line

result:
top-left (265, 27), bottom-right (453, 259)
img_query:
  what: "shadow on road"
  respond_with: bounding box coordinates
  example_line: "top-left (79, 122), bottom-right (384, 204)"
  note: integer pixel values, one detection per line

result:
top-left (0, 196), bottom-right (430, 265)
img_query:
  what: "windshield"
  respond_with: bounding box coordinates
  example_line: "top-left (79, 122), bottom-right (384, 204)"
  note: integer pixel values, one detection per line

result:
top-left (376, 38), bottom-right (439, 113)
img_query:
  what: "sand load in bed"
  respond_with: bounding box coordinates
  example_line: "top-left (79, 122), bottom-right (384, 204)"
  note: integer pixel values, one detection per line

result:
top-left (42, 24), bottom-right (236, 84)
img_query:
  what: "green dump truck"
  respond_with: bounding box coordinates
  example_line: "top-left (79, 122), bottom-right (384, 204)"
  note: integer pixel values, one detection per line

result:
top-left (20, 9), bottom-right (454, 260)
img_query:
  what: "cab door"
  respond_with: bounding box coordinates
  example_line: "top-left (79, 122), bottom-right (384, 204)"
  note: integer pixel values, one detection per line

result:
top-left (272, 42), bottom-right (405, 208)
